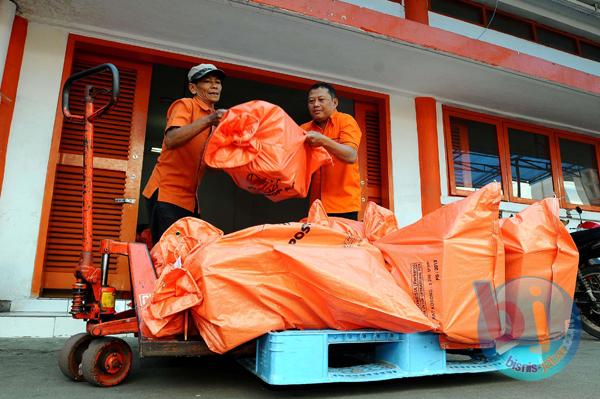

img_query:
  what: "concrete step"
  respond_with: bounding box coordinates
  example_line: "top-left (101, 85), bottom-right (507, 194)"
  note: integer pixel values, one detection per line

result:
top-left (0, 298), bottom-right (131, 338)
top-left (0, 311), bottom-right (85, 338)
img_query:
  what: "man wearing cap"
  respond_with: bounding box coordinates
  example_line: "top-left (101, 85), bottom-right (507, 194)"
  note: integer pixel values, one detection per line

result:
top-left (142, 63), bottom-right (226, 243)
top-left (301, 82), bottom-right (362, 220)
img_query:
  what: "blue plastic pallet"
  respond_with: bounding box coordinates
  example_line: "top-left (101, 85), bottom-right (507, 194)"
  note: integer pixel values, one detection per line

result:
top-left (240, 330), bottom-right (530, 385)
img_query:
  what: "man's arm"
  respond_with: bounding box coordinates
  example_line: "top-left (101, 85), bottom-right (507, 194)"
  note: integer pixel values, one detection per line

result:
top-left (164, 109), bottom-right (226, 149)
top-left (305, 131), bottom-right (357, 163)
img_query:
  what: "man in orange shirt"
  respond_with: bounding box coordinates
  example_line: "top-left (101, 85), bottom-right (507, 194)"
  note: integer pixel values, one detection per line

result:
top-left (301, 82), bottom-right (362, 220)
top-left (142, 64), bottom-right (226, 242)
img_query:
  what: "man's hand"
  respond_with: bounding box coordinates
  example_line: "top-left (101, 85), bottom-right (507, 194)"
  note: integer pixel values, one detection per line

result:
top-left (165, 108), bottom-right (228, 149)
top-left (209, 109), bottom-right (227, 126)
top-left (305, 131), bottom-right (329, 147)
top-left (305, 130), bottom-right (357, 163)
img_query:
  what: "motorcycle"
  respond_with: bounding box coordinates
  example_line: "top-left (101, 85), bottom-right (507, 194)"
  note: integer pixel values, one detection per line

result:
top-left (571, 206), bottom-right (600, 339)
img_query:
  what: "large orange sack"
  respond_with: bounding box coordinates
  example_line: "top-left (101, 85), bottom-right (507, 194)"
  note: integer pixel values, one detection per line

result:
top-left (374, 183), bottom-right (505, 347)
top-left (304, 199), bottom-right (399, 245)
top-left (143, 218), bottom-right (436, 353)
top-left (150, 217), bottom-right (223, 276)
top-left (204, 101), bottom-right (332, 201)
top-left (142, 218), bottom-right (224, 337)
top-left (141, 264), bottom-right (202, 338)
top-left (500, 198), bottom-right (578, 341)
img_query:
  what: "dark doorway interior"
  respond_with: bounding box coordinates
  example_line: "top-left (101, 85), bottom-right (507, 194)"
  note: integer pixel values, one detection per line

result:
top-left (139, 64), bottom-right (353, 233)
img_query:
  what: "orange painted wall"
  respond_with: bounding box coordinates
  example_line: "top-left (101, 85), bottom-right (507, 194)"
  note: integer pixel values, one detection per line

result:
top-left (415, 97), bottom-right (441, 215)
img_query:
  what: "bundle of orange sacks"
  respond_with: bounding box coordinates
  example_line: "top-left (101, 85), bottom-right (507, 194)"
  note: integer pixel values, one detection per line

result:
top-left (141, 183), bottom-right (578, 354)
top-left (204, 100), bottom-right (331, 201)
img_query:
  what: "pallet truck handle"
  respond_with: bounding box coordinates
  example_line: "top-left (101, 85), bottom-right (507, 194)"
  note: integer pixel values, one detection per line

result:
top-left (62, 63), bottom-right (120, 122)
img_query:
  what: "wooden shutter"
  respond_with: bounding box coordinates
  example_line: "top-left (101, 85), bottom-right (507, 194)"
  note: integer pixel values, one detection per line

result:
top-left (45, 166), bottom-right (126, 273)
top-left (355, 102), bottom-right (386, 216)
top-left (41, 53), bottom-right (151, 293)
top-left (450, 120), bottom-right (471, 189)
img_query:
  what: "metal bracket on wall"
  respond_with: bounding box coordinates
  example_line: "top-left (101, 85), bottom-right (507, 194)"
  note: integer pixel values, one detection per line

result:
top-left (114, 198), bottom-right (136, 204)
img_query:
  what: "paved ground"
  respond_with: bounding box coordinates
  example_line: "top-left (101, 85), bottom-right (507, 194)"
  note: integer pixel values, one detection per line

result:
top-left (0, 333), bottom-right (598, 399)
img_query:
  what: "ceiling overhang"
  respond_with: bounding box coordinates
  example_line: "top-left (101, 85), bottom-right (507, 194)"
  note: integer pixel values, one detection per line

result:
top-left (15, 0), bottom-right (600, 134)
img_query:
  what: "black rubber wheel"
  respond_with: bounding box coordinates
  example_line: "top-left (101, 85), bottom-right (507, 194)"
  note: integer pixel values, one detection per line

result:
top-left (58, 333), bottom-right (94, 381)
top-left (576, 266), bottom-right (600, 339)
top-left (81, 337), bottom-right (132, 387)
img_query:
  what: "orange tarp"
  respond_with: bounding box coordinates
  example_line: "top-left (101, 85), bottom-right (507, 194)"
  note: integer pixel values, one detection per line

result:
top-left (143, 217), bottom-right (436, 353)
top-left (144, 184), bottom-right (579, 352)
top-left (500, 198), bottom-right (578, 341)
top-left (374, 183), bottom-right (505, 347)
top-left (203, 100), bottom-right (332, 201)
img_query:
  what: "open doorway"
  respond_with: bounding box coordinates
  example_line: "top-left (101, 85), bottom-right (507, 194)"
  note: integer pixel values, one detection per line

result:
top-left (34, 35), bottom-right (389, 296)
top-left (139, 64), bottom-right (354, 234)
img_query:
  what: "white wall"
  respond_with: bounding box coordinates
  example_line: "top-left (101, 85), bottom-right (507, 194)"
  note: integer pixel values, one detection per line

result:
top-left (0, 23), bottom-right (68, 301)
top-left (0, 0), bottom-right (17, 84)
top-left (389, 95), bottom-right (422, 228)
top-left (341, 0), bottom-right (405, 17)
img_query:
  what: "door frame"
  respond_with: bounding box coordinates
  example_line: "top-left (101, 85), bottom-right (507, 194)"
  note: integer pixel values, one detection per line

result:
top-left (31, 33), bottom-right (393, 296)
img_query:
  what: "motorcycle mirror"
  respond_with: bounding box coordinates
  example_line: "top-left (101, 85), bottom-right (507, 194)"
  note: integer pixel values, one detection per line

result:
top-left (575, 206), bottom-right (583, 225)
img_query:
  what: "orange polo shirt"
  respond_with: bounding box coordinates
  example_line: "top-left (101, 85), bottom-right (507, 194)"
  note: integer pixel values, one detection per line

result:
top-left (301, 111), bottom-right (362, 213)
top-left (142, 97), bottom-right (213, 212)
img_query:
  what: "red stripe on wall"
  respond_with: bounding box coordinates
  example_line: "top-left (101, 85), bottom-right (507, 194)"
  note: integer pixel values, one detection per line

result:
top-left (0, 16), bottom-right (28, 194)
top-left (248, 0), bottom-right (600, 96)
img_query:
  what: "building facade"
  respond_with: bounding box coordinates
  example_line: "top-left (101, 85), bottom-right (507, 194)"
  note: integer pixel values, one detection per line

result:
top-left (0, 0), bottom-right (599, 336)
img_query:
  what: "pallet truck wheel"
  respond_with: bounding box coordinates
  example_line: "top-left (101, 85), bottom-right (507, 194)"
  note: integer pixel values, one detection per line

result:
top-left (81, 337), bottom-right (132, 387)
top-left (58, 333), bottom-right (94, 382)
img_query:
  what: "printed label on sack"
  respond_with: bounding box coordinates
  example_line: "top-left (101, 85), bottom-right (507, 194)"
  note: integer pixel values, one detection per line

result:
top-left (288, 223), bottom-right (311, 244)
top-left (343, 232), bottom-right (361, 247)
top-left (410, 260), bottom-right (440, 322)
top-left (246, 173), bottom-right (295, 197)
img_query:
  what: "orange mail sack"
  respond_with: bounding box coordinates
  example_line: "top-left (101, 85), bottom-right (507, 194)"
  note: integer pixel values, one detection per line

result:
top-left (303, 199), bottom-right (365, 239)
top-left (204, 101), bottom-right (332, 201)
top-left (304, 199), bottom-right (399, 244)
top-left (143, 218), bottom-right (436, 353)
top-left (500, 198), bottom-right (578, 342)
top-left (150, 217), bottom-right (223, 276)
top-left (374, 183), bottom-right (505, 347)
top-left (142, 218), bottom-right (224, 338)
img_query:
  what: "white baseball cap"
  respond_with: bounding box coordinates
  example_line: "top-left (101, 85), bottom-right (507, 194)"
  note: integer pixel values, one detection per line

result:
top-left (188, 63), bottom-right (226, 83)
